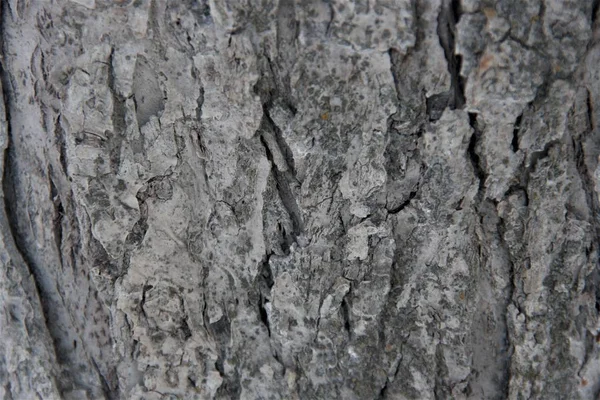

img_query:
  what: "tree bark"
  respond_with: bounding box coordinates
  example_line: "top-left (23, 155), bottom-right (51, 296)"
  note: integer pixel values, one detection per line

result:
top-left (1, 0), bottom-right (599, 399)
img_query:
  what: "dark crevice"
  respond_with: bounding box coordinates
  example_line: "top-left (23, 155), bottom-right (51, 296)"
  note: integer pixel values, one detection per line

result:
top-left (387, 189), bottom-right (418, 214)
top-left (91, 358), bottom-right (117, 400)
top-left (209, 302), bottom-right (237, 398)
top-left (567, 94), bottom-right (600, 361)
top-left (340, 291), bottom-right (352, 336)
top-left (257, 252), bottom-right (274, 336)
top-left (89, 230), bottom-right (122, 283)
top-left (426, 92), bottom-right (451, 121)
top-left (495, 210), bottom-right (517, 399)
top-left (377, 381), bottom-right (389, 400)
top-left (209, 314), bottom-right (232, 355)
top-left (277, 222), bottom-right (293, 254)
top-left (107, 48), bottom-right (127, 176)
top-left (572, 134), bottom-right (600, 242)
top-left (255, 45), bottom-right (304, 246)
top-left (196, 85), bottom-right (204, 121)
top-left (387, 49), bottom-right (401, 101)
top-left (4, 383), bottom-right (12, 400)
top-left (377, 357), bottom-right (402, 400)
top-left (592, 0), bottom-right (599, 25)
top-left (130, 338), bottom-right (139, 359)
top-left (121, 186), bottom-right (149, 279)
top-left (467, 113), bottom-right (517, 398)
top-left (433, 344), bottom-right (449, 399)
top-left (125, 186), bottom-right (149, 248)
top-left (587, 89), bottom-right (595, 132)
top-left (180, 318), bottom-right (192, 340)
top-left (213, 325), bottom-right (241, 400)
top-left (264, 105), bottom-right (297, 175)
top-left (215, 356), bottom-right (225, 378)
top-left (258, 296), bottom-right (271, 336)
top-left (139, 284), bottom-right (152, 322)
top-left (49, 177), bottom-right (64, 260)
top-left (467, 113), bottom-right (486, 194)
top-left (55, 115), bottom-right (68, 175)
top-left (272, 350), bottom-right (285, 376)
top-left (511, 114), bottom-right (523, 153)
top-left (436, 0), bottom-right (465, 110)
top-left (214, 365), bottom-right (241, 400)
top-left (259, 129), bottom-right (304, 244)
top-left (451, 0), bottom-right (462, 22)
top-left (179, 296), bottom-right (192, 341)
top-left (326, 1), bottom-right (335, 36)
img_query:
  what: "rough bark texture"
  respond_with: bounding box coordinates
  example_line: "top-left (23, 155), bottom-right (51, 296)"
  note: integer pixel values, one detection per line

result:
top-left (0, 0), bottom-right (599, 399)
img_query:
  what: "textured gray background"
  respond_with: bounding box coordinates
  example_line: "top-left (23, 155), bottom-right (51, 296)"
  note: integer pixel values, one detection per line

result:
top-left (0, 0), bottom-right (599, 399)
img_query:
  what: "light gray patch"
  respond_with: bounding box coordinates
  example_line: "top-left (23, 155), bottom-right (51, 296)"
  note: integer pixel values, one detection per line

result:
top-left (132, 55), bottom-right (165, 127)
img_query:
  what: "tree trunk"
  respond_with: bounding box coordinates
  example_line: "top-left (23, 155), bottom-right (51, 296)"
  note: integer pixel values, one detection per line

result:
top-left (1, 0), bottom-right (599, 399)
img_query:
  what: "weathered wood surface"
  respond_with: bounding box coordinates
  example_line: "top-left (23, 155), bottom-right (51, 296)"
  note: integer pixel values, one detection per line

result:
top-left (1, 0), bottom-right (599, 399)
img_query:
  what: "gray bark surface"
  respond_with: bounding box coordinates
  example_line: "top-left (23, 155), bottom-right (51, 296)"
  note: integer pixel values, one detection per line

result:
top-left (0, 0), bottom-right (599, 399)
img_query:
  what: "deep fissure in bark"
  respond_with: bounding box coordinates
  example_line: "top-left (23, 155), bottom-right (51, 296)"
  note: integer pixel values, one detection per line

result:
top-left (387, 189), bottom-right (418, 214)
top-left (512, 114), bottom-right (523, 153)
top-left (436, 0), bottom-right (465, 110)
top-left (92, 358), bottom-right (116, 400)
top-left (467, 112), bottom-right (486, 194)
top-left (257, 252), bottom-right (274, 336)
top-left (107, 48), bottom-right (127, 175)
top-left (341, 291), bottom-right (352, 336)
top-left (48, 176), bottom-right (64, 265)
top-left (259, 126), bottom-right (304, 244)
top-left (265, 106), bottom-right (297, 175)
top-left (496, 206), bottom-right (518, 399)
top-left (54, 115), bottom-right (69, 175)
top-left (387, 49), bottom-right (401, 101)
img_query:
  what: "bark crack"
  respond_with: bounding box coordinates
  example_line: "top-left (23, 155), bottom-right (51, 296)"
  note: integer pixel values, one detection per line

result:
top-left (467, 112), bottom-right (486, 196)
top-left (376, 355), bottom-right (402, 400)
top-left (496, 207), bottom-right (517, 398)
top-left (54, 114), bottom-right (69, 175)
top-left (256, 252), bottom-right (274, 336)
top-left (340, 289), bottom-right (352, 337)
top-left (259, 122), bottom-right (304, 247)
top-left (107, 47), bottom-right (127, 175)
top-left (48, 176), bottom-right (64, 268)
top-left (387, 49), bottom-right (401, 101)
top-left (511, 113), bottom-right (523, 153)
top-left (436, 0), bottom-right (465, 110)
top-left (386, 189), bottom-right (418, 214)
top-left (571, 126), bottom-right (600, 244)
